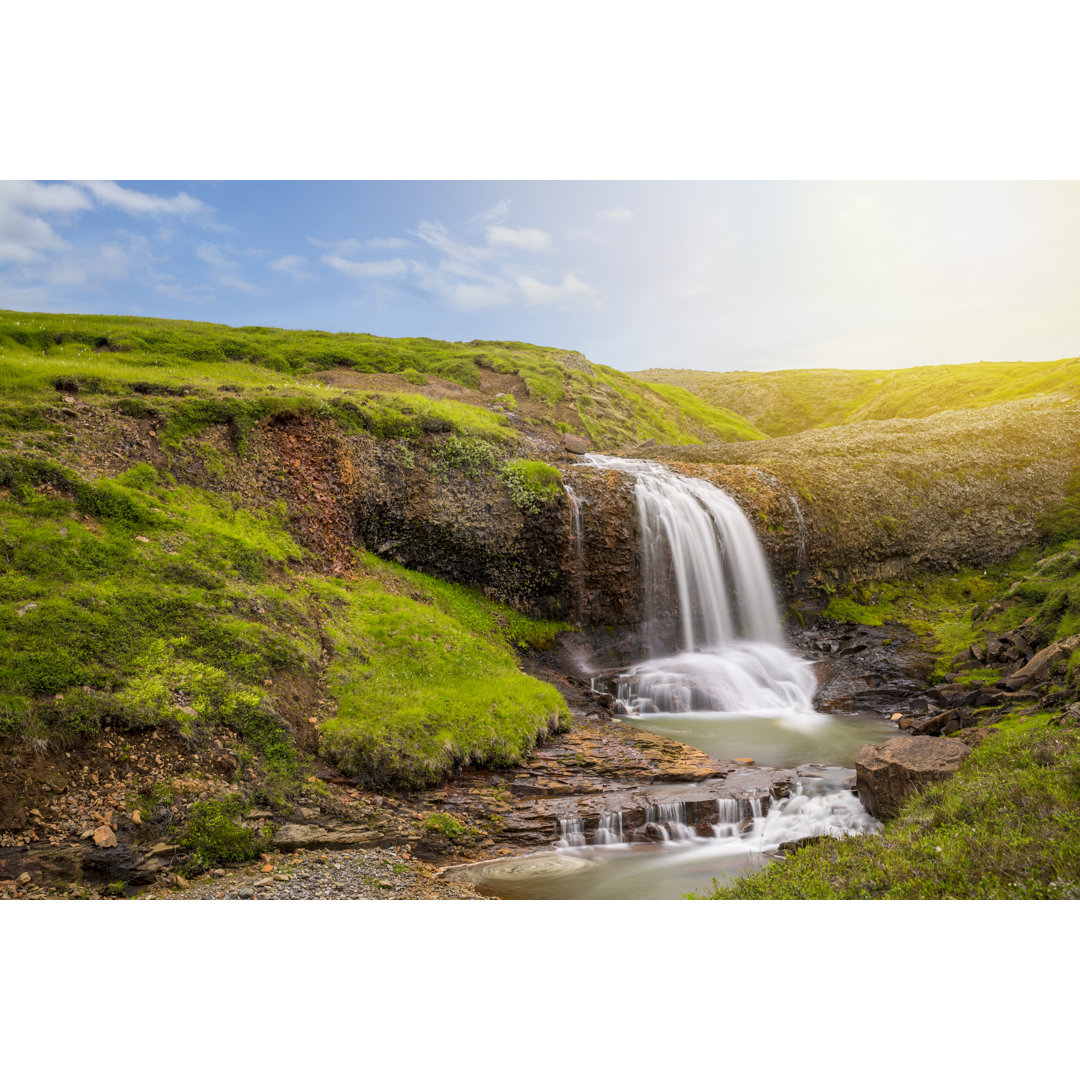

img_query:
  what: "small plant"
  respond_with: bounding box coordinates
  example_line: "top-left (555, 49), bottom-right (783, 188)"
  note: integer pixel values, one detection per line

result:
top-left (177, 793), bottom-right (271, 871)
top-left (498, 459), bottom-right (563, 514)
top-left (421, 812), bottom-right (473, 840)
top-left (433, 436), bottom-right (499, 479)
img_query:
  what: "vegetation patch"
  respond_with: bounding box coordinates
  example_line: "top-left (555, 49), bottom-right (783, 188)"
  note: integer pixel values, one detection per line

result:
top-left (498, 459), bottom-right (564, 514)
top-left (177, 793), bottom-right (272, 872)
top-left (315, 570), bottom-right (569, 790)
top-left (703, 718), bottom-right (1080, 899)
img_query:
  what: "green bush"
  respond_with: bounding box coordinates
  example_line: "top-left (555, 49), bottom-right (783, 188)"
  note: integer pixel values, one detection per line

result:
top-left (498, 459), bottom-right (563, 514)
top-left (177, 794), bottom-right (271, 871)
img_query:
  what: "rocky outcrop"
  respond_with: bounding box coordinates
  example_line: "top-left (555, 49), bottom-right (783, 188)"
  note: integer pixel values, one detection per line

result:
top-left (1002, 634), bottom-right (1080, 690)
top-left (855, 736), bottom-right (970, 818)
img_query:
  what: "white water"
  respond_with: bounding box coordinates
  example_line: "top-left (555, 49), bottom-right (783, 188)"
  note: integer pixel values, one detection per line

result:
top-left (580, 454), bottom-right (817, 717)
top-left (449, 774), bottom-right (881, 900)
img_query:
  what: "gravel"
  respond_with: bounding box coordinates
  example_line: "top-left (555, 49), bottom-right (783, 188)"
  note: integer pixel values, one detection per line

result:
top-left (145, 846), bottom-right (487, 900)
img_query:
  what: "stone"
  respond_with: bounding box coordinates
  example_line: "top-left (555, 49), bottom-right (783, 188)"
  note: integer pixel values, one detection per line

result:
top-left (16, 603), bottom-right (38, 617)
top-left (856, 737), bottom-right (970, 819)
top-left (93, 825), bottom-right (117, 848)
top-left (560, 433), bottom-right (591, 455)
top-left (18, 872), bottom-right (31, 884)
top-left (237, 888), bottom-right (254, 899)
top-left (131, 809), bottom-right (142, 824)
top-left (1003, 634), bottom-right (1080, 689)
top-left (253, 877), bottom-right (273, 887)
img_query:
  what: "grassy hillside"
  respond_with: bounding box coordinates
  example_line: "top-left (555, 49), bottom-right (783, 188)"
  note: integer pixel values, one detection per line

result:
top-left (0, 453), bottom-right (570, 794)
top-left (0, 310), bottom-right (765, 450)
top-left (637, 356), bottom-right (1080, 437)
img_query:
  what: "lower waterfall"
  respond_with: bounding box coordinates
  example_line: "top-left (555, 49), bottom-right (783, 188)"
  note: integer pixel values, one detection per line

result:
top-left (582, 455), bottom-right (817, 716)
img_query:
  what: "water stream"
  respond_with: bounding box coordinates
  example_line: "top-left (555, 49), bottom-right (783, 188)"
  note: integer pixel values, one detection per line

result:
top-left (444, 457), bottom-right (892, 899)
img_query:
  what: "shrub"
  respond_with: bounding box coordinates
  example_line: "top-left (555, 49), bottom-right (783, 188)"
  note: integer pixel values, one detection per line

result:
top-left (177, 794), bottom-right (271, 871)
top-left (498, 459), bottom-right (563, 514)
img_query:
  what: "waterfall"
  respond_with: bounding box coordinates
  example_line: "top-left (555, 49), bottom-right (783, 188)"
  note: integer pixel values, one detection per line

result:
top-left (581, 455), bottom-right (816, 716)
top-left (565, 484), bottom-right (587, 624)
top-left (789, 494), bottom-right (808, 572)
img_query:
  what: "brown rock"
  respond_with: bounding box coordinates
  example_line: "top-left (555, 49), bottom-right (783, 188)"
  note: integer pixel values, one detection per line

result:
top-left (855, 736), bottom-right (970, 819)
top-left (561, 433), bottom-right (591, 455)
top-left (1003, 634), bottom-right (1080, 689)
top-left (93, 825), bottom-right (117, 848)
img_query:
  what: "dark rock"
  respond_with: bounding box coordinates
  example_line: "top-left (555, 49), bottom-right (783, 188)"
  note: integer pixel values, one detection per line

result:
top-left (855, 737), bottom-right (971, 819)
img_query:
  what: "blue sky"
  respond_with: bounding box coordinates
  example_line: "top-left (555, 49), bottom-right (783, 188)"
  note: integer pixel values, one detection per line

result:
top-left (3, 179), bottom-right (1080, 374)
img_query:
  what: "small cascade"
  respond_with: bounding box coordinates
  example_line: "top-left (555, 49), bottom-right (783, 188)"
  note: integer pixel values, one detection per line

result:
top-left (642, 802), bottom-right (696, 842)
top-left (580, 455), bottom-right (816, 716)
top-left (556, 817), bottom-right (586, 847)
top-left (788, 494), bottom-right (808, 572)
top-left (595, 811), bottom-right (624, 845)
top-left (564, 484), bottom-right (587, 624)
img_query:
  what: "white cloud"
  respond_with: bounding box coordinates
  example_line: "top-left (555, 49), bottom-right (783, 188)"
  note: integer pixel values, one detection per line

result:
top-left (270, 254), bottom-right (315, 282)
top-left (469, 198), bottom-right (512, 227)
top-left (322, 254), bottom-right (408, 279)
top-left (412, 219), bottom-right (489, 263)
top-left (517, 271), bottom-right (599, 307)
top-left (195, 242), bottom-right (261, 293)
top-left (596, 206), bottom-right (635, 223)
top-left (448, 279), bottom-right (516, 308)
top-left (365, 236), bottom-right (410, 251)
top-left (0, 180), bottom-right (91, 264)
top-left (82, 181), bottom-right (207, 218)
top-left (486, 224), bottom-right (551, 251)
top-left (308, 235), bottom-right (410, 256)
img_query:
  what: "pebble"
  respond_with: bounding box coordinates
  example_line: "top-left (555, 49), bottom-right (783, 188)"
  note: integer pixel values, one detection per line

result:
top-left (149, 848), bottom-right (485, 900)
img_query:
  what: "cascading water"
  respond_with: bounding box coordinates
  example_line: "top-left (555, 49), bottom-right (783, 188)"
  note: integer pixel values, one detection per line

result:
top-left (580, 455), bottom-right (817, 717)
top-left (564, 484), bottom-right (587, 625)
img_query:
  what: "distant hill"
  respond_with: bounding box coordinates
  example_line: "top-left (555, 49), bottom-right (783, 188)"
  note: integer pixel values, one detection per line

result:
top-left (634, 357), bottom-right (1080, 437)
top-left (0, 311), bottom-right (765, 451)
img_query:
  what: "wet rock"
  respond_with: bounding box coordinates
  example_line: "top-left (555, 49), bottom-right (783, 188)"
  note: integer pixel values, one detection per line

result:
top-left (560, 433), bottom-right (591, 455)
top-left (855, 737), bottom-right (970, 819)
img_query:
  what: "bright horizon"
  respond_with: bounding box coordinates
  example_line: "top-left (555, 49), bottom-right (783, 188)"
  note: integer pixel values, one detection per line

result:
top-left (2, 180), bottom-right (1079, 375)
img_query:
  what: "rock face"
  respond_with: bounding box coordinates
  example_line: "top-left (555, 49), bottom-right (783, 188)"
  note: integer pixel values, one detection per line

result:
top-left (855, 736), bottom-right (970, 819)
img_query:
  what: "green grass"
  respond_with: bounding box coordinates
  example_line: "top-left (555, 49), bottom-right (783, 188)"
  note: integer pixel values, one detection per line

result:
top-left (703, 718), bottom-right (1080, 899)
top-left (0, 448), bottom-right (572, 792)
top-left (820, 539), bottom-right (1080, 679)
top-left (0, 309), bottom-right (764, 452)
top-left (315, 566), bottom-right (570, 790)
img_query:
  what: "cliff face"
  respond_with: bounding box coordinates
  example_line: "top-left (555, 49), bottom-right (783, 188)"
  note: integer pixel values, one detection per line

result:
top-left (312, 399), bottom-right (1080, 639)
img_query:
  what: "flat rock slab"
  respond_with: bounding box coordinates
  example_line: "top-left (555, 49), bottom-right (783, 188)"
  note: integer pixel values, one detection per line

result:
top-left (856, 736), bottom-right (970, 819)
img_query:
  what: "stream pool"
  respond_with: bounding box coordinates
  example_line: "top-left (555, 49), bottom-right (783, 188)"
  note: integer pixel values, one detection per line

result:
top-left (442, 709), bottom-right (898, 900)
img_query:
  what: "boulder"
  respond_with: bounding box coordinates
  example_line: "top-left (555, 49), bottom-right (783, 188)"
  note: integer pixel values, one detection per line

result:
top-left (1002, 633), bottom-right (1080, 689)
top-left (560, 433), bottom-right (591, 455)
top-left (855, 737), bottom-right (970, 819)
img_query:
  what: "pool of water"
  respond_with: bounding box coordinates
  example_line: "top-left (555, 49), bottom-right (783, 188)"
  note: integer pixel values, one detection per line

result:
top-left (623, 708), bottom-right (899, 768)
top-left (440, 710), bottom-right (899, 900)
